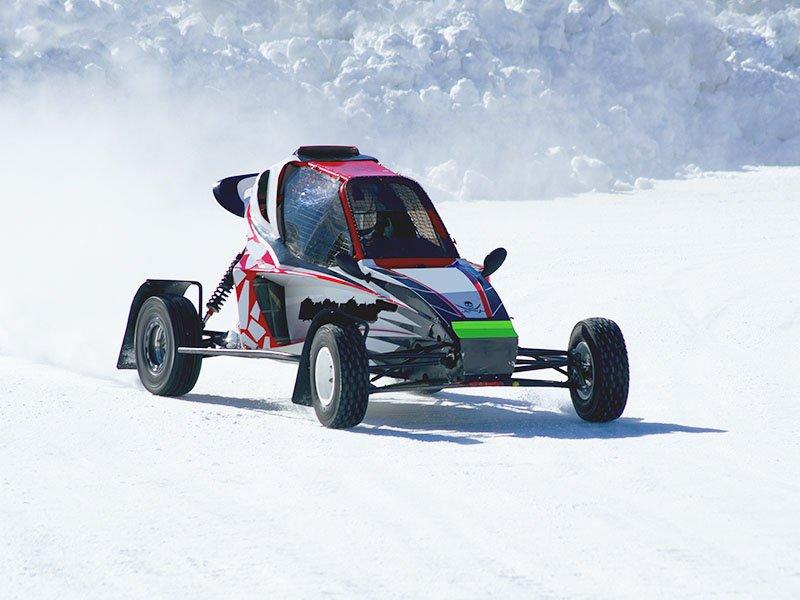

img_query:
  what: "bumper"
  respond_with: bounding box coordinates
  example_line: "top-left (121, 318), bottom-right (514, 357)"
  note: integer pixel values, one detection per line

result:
top-left (453, 320), bottom-right (518, 378)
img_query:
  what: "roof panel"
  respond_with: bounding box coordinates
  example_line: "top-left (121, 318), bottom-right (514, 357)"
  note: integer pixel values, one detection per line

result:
top-left (309, 160), bottom-right (398, 180)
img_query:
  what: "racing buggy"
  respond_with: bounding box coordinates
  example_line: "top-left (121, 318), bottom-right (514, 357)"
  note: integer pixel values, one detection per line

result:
top-left (118, 146), bottom-right (629, 428)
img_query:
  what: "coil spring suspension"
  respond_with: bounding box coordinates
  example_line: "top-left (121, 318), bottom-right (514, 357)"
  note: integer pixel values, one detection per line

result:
top-left (204, 250), bottom-right (244, 323)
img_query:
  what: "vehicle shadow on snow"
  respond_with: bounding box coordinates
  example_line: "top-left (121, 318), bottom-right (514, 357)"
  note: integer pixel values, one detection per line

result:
top-left (180, 393), bottom-right (290, 414)
top-left (358, 391), bottom-right (725, 445)
top-left (178, 391), bottom-right (724, 445)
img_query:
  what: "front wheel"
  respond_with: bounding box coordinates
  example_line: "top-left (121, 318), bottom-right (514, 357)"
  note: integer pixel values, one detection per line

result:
top-left (568, 318), bottom-right (629, 422)
top-left (310, 323), bottom-right (369, 428)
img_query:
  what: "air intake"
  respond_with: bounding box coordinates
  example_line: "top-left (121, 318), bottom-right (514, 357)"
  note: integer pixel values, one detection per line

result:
top-left (294, 145), bottom-right (376, 162)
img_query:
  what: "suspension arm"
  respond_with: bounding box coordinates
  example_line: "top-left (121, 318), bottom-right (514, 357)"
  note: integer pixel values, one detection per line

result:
top-left (513, 346), bottom-right (571, 375)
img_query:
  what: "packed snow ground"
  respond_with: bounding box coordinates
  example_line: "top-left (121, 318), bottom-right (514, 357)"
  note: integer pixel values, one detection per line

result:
top-left (2, 168), bottom-right (798, 598)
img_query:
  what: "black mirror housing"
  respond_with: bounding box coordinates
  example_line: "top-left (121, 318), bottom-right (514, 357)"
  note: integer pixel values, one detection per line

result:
top-left (481, 247), bottom-right (507, 278)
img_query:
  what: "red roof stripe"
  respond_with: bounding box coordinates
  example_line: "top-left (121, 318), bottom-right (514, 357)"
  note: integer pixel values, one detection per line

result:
top-left (309, 160), bottom-right (398, 180)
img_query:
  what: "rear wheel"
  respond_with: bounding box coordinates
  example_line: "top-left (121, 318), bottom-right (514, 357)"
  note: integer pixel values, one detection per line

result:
top-left (134, 295), bottom-right (202, 396)
top-left (310, 323), bottom-right (369, 428)
top-left (568, 318), bottom-right (629, 422)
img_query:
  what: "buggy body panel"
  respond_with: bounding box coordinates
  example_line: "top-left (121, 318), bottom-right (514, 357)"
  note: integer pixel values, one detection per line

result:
top-left (227, 148), bottom-right (514, 384)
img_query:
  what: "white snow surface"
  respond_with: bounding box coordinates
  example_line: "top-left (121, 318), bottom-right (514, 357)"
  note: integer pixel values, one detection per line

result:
top-left (2, 1), bottom-right (800, 596)
top-left (2, 167), bottom-right (799, 597)
top-left (2, 1), bottom-right (800, 198)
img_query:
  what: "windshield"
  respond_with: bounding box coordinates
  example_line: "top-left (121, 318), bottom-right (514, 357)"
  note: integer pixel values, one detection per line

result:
top-left (280, 165), bottom-right (353, 266)
top-left (345, 177), bottom-right (457, 259)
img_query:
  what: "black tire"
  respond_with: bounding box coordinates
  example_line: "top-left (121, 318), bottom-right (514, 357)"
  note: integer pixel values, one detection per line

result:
top-left (134, 295), bottom-right (202, 396)
top-left (309, 323), bottom-right (369, 428)
top-left (568, 318), bottom-right (629, 422)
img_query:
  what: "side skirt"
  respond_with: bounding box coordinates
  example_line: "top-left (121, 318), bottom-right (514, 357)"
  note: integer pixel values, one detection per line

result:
top-left (177, 347), bottom-right (299, 362)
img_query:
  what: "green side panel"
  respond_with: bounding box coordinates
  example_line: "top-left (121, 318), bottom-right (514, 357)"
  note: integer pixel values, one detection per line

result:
top-left (452, 320), bottom-right (518, 339)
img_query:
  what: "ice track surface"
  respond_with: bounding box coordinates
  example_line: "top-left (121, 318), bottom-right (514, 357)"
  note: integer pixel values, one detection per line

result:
top-left (1, 168), bottom-right (799, 598)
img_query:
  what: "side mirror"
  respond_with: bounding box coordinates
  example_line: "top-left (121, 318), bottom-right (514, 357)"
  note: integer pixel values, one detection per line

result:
top-left (481, 247), bottom-right (507, 278)
top-left (335, 253), bottom-right (370, 281)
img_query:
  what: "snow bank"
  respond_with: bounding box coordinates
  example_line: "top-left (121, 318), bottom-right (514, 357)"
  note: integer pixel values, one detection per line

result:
top-left (2, 1), bottom-right (800, 200)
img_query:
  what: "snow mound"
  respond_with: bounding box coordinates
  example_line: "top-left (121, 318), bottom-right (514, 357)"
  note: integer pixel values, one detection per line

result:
top-left (2, 1), bottom-right (800, 199)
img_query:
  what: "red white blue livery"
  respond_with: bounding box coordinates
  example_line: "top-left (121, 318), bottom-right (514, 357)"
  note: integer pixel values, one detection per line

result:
top-left (118, 146), bottom-right (630, 428)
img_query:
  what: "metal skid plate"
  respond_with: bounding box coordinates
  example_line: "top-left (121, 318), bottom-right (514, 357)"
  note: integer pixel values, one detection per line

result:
top-left (452, 319), bottom-right (518, 378)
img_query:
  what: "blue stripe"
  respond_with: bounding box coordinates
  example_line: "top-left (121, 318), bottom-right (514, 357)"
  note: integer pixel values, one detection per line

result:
top-left (375, 267), bottom-right (463, 323)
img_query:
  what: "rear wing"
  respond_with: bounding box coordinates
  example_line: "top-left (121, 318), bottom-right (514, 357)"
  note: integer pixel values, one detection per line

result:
top-left (213, 173), bottom-right (257, 217)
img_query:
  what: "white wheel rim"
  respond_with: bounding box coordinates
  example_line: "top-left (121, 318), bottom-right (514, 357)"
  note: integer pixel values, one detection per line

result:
top-left (314, 346), bottom-right (336, 407)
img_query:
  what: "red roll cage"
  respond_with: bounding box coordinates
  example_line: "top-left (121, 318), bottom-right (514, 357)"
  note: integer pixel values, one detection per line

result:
top-left (276, 159), bottom-right (458, 267)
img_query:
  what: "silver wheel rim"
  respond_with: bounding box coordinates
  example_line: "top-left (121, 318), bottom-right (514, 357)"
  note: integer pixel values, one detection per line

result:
top-left (573, 341), bottom-right (594, 401)
top-left (314, 346), bottom-right (336, 407)
top-left (144, 318), bottom-right (168, 375)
